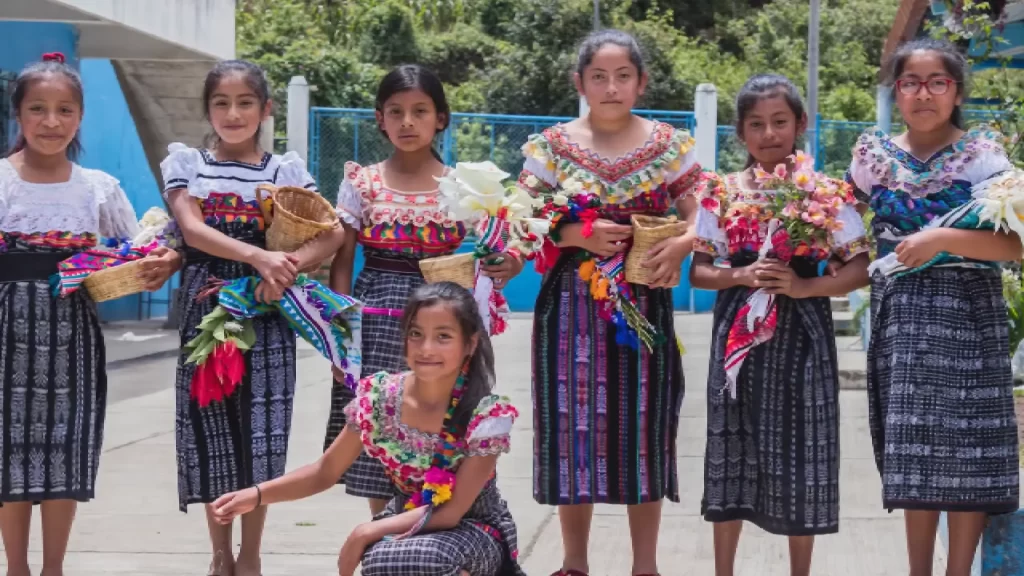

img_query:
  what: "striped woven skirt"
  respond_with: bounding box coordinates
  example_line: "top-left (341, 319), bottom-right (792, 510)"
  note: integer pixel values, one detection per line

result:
top-left (175, 247), bottom-right (296, 511)
top-left (868, 267), bottom-right (1019, 513)
top-left (701, 285), bottom-right (840, 535)
top-left (361, 479), bottom-right (525, 576)
top-left (532, 253), bottom-right (683, 505)
top-left (0, 244), bottom-right (106, 503)
top-left (324, 256), bottom-right (424, 499)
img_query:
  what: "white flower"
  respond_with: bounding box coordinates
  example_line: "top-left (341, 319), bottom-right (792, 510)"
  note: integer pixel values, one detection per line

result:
top-left (224, 321), bottom-right (243, 333)
top-left (561, 177), bottom-right (584, 194)
top-left (552, 193), bottom-right (569, 206)
top-left (436, 161), bottom-right (512, 222)
top-left (131, 207), bottom-right (172, 246)
top-left (524, 175), bottom-right (540, 188)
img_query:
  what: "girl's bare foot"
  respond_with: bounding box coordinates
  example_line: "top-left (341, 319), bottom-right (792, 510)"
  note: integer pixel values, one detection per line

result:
top-left (208, 550), bottom-right (234, 576)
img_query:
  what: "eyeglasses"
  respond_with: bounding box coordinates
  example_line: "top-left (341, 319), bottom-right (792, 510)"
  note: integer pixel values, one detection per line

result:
top-left (895, 77), bottom-right (958, 96)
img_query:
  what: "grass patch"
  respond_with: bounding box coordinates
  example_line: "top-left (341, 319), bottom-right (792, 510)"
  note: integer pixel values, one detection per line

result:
top-left (1015, 387), bottom-right (1024, 398)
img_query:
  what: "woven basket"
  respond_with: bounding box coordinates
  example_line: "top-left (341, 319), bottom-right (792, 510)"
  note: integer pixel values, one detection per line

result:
top-left (83, 260), bottom-right (147, 302)
top-left (625, 214), bottom-right (687, 287)
top-left (257, 184), bottom-right (339, 252)
top-left (419, 253), bottom-right (476, 289)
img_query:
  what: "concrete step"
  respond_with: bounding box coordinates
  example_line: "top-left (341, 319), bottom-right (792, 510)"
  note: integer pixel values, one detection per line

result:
top-left (833, 310), bottom-right (857, 336)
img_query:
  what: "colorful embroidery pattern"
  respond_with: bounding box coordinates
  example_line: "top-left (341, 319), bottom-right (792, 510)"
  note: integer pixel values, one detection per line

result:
top-left (0, 231), bottom-right (97, 251)
top-left (198, 192), bottom-right (270, 230)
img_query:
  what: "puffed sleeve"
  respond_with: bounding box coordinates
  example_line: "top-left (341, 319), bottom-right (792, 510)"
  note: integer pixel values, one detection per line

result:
top-left (962, 131), bottom-right (1014, 184)
top-left (517, 133), bottom-right (558, 199)
top-left (830, 204), bottom-right (869, 262)
top-left (692, 172), bottom-right (729, 259)
top-left (343, 372), bottom-right (389, 436)
top-left (335, 161), bottom-right (366, 228)
top-left (159, 143), bottom-right (201, 200)
top-left (465, 395), bottom-right (519, 458)
top-left (664, 129), bottom-right (702, 200)
top-left (275, 151), bottom-right (318, 191)
top-left (88, 169), bottom-right (140, 240)
top-left (846, 130), bottom-right (881, 205)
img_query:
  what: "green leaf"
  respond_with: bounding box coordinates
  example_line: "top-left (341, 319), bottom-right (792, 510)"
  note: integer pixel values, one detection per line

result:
top-left (240, 320), bottom-right (257, 347)
top-left (213, 322), bottom-right (227, 342)
top-left (231, 336), bottom-right (252, 352)
top-left (198, 307), bottom-right (229, 331)
top-left (184, 332), bottom-right (208, 351)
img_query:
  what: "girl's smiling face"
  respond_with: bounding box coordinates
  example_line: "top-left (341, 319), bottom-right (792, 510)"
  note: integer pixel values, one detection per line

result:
top-left (16, 75), bottom-right (82, 157)
top-left (893, 50), bottom-right (963, 133)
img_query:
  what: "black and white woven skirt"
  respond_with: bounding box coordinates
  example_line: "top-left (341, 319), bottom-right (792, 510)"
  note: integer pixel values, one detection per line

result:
top-left (701, 279), bottom-right (841, 536)
top-left (868, 266), bottom-right (1019, 513)
top-left (0, 253), bottom-right (107, 504)
top-left (323, 256), bottom-right (425, 499)
top-left (360, 479), bottom-right (525, 576)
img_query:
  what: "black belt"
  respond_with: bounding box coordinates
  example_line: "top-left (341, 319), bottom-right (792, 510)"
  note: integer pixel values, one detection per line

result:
top-left (0, 251), bottom-right (73, 283)
top-left (363, 255), bottom-right (423, 276)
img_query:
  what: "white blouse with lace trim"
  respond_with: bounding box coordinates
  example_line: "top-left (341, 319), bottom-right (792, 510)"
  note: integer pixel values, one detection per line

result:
top-left (160, 142), bottom-right (318, 203)
top-left (0, 159), bottom-right (139, 239)
top-left (335, 161), bottom-right (454, 228)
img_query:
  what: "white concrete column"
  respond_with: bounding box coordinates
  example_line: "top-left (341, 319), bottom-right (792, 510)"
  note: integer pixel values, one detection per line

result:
top-left (876, 85), bottom-right (894, 133)
top-left (260, 116), bottom-right (274, 154)
top-left (694, 83), bottom-right (718, 171)
top-left (287, 76), bottom-right (310, 160)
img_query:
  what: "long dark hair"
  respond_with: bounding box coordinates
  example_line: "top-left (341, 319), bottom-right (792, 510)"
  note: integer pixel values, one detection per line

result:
top-left (5, 52), bottom-right (84, 161)
top-left (884, 37), bottom-right (968, 130)
top-left (735, 73), bottom-right (807, 168)
top-left (375, 65), bottom-right (450, 163)
top-left (400, 282), bottom-right (495, 431)
top-left (201, 60), bottom-right (271, 150)
top-left (575, 28), bottom-right (646, 79)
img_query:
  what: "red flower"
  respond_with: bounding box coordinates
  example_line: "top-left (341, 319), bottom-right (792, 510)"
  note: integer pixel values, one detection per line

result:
top-left (190, 360), bottom-right (223, 407)
top-left (700, 197), bottom-right (720, 213)
top-left (212, 340), bottom-right (245, 398)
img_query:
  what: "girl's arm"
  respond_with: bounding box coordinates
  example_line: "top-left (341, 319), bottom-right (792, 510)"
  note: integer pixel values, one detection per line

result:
top-left (690, 252), bottom-right (751, 291)
top-left (212, 425), bottom-right (363, 522)
top-left (290, 225), bottom-right (347, 272)
top-left (329, 224), bottom-right (358, 295)
top-left (772, 253), bottom-right (871, 298)
top-left (937, 228), bottom-right (1022, 262)
top-left (349, 454), bottom-right (499, 544)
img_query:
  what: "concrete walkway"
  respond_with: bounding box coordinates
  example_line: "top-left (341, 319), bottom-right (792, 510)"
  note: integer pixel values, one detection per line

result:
top-left (1, 315), bottom-right (940, 575)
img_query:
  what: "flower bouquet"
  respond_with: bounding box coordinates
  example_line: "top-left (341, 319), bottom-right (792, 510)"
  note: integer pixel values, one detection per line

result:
top-left (184, 274), bottom-right (363, 407)
top-left (869, 168), bottom-right (1024, 278)
top-left (532, 177), bottom-right (660, 351)
top-left (51, 207), bottom-right (177, 301)
top-left (718, 153), bottom-right (852, 397)
top-left (436, 161), bottom-right (549, 336)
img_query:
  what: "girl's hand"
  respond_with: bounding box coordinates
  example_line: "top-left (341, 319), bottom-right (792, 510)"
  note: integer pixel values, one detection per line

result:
top-left (895, 229), bottom-right (947, 268)
top-left (250, 250), bottom-right (300, 288)
top-left (255, 280), bottom-right (285, 304)
top-left (736, 259), bottom-right (786, 289)
top-left (481, 252), bottom-right (524, 288)
top-left (644, 235), bottom-right (692, 288)
top-left (570, 220), bottom-right (632, 258)
top-left (337, 525), bottom-right (371, 576)
top-left (211, 487), bottom-right (259, 524)
top-left (137, 246), bottom-right (182, 291)
top-left (757, 264), bottom-right (811, 298)
top-left (824, 257), bottom-right (844, 278)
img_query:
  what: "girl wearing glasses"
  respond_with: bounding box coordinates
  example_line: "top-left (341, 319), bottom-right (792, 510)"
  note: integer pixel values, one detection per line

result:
top-left (847, 38), bottom-right (1020, 575)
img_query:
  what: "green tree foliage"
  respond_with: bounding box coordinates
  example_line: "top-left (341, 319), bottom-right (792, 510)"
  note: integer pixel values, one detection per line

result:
top-left (237, 0), bottom-right (900, 137)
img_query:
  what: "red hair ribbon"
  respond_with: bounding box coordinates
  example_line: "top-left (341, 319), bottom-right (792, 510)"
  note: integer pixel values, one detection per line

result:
top-left (42, 52), bottom-right (66, 64)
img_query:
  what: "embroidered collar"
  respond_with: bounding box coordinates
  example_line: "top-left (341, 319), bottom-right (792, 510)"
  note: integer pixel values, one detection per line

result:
top-left (200, 149), bottom-right (272, 171)
top-left (851, 126), bottom-right (1005, 198)
top-left (523, 121), bottom-right (694, 204)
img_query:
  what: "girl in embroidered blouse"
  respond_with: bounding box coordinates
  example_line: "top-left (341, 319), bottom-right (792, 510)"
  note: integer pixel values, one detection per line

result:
top-left (0, 54), bottom-right (180, 576)
top-left (162, 60), bottom-right (345, 576)
top-left (324, 64), bottom-right (523, 518)
top-left (691, 74), bottom-right (869, 576)
top-left (213, 282), bottom-right (523, 576)
top-left (519, 30), bottom-right (701, 576)
top-left (847, 38), bottom-right (1020, 575)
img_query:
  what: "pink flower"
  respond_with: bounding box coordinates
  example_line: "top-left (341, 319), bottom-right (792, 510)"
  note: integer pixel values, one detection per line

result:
top-left (753, 166), bottom-right (772, 184)
top-left (773, 164), bottom-right (788, 180)
top-left (424, 468), bottom-right (456, 487)
top-left (793, 170), bottom-right (816, 192)
top-left (782, 202), bottom-right (800, 219)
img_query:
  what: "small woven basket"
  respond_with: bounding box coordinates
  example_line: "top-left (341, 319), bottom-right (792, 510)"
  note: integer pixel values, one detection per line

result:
top-left (257, 184), bottom-right (339, 252)
top-left (83, 260), bottom-right (147, 302)
top-left (419, 253), bottom-right (476, 290)
top-left (625, 214), bottom-right (687, 287)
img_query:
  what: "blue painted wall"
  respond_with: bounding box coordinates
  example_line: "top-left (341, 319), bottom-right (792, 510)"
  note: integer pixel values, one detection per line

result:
top-left (79, 59), bottom-right (171, 321)
top-left (0, 22), bottom-right (78, 73)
